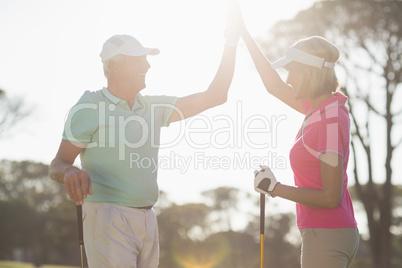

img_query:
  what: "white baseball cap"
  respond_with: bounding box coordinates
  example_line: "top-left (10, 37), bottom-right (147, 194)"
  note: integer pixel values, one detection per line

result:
top-left (271, 47), bottom-right (335, 69)
top-left (99, 35), bottom-right (160, 63)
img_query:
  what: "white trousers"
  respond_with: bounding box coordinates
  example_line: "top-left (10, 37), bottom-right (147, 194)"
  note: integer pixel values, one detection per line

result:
top-left (300, 228), bottom-right (360, 268)
top-left (82, 202), bottom-right (159, 268)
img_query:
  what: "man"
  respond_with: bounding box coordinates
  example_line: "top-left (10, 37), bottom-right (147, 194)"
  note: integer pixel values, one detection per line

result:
top-left (49, 21), bottom-right (238, 268)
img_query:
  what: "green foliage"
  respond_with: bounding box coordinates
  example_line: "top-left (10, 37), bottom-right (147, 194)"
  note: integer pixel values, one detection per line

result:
top-left (0, 160), bottom-right (65, 211)
top-left (1, 159), bottom-right (402, 267)
top-left (0, 160), bottom-right (80, 266)
top-left (258, 1), bottom-right (402, 267)
top-left (0, 90), bottom-right (29, 137)
top-left (0, 200), bottom-right (40, 259)
top-left (0, 261), bottom-right (79, 268)
top-left (0, 261), bottom-right (36, 268)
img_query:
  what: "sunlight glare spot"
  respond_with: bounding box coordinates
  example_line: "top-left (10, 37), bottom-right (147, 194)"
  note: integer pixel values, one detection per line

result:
top-left (171, 233), bottom-right (229, 268)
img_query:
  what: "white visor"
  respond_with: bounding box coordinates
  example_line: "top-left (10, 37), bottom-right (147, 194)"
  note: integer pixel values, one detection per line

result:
top-left (271, 47), bottom-right (335, 69)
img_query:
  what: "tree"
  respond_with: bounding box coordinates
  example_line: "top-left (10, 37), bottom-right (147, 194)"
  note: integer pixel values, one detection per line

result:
top-left (157, 203), bottom-right (211, 268)
top-left (0, 160), bottom-right (65, 211)
top-left (0, 88), bottom-right (29, 137)
top-left (245, 212), bottom-right (300, 268)
top-left (0, 160), bottom-right (81, 265)
top-left (257, 1), bottom-right (402, 267)
top-left (0, 199), bottom-right (41, 260)
top-left (201, 187), bottom-right (253, 232)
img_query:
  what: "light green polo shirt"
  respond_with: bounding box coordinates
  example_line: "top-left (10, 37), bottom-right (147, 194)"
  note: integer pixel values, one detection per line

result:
top-left (62, 87), bottom-right (178, 207)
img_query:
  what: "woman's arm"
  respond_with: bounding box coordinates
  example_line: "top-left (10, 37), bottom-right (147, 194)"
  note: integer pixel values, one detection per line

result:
top-left (272, 153), bottom-right (344, 209)
top-left (237, 8), bottom-right (305, 114)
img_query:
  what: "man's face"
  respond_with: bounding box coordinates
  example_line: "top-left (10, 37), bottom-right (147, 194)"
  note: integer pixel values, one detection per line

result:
top-left (120, 55), bottom-right (151, 90)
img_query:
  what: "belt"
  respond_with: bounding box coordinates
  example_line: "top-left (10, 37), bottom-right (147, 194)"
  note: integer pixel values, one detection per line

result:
top-left (131, 205), bottom-right (153, 210)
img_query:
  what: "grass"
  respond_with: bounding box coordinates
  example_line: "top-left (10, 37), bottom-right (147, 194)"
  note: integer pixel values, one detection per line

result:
top-left (0, 261), bottom-right (79, 268)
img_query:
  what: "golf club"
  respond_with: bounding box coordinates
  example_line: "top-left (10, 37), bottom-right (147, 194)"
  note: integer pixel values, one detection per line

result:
top-left (76, 205), bottom-right (84, 268)
top-left (260, 193), bottom-right (265, 268)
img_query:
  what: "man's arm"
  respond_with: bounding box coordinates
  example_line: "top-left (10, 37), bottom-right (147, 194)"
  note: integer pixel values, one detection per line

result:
top-left (168, 46), bottom-right (237, 123)
top-left (49, 140), bottom-right (92, 205)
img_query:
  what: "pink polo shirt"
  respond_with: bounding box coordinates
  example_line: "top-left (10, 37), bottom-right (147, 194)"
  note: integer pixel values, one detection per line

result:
top-left (289, 92), bottom-right (357, 229)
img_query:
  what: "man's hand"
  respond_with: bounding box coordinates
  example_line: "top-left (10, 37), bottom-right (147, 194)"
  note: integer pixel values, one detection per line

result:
top-left (63, 166), bottom-right (93, 205)
top-left (224, 0), bottom-right (240, 47)
top-left (226, 0), bottom-right (248, 38)
top-left (254, 165), bottom-right (280, 197)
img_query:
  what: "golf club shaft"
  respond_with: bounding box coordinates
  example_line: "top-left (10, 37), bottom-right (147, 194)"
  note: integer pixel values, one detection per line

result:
top-left (260, 193), bottom-right (265, 268)
top-left (260, 233), bottom-right (264, 268)
top-left (80, 244), bottom-right (84, 268)
top-left (76, 205), bottom-right (84, 268)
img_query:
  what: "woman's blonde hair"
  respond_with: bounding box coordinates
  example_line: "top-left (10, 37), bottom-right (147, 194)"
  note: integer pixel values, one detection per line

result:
top-left (288, 36), bottom-right (340, 98)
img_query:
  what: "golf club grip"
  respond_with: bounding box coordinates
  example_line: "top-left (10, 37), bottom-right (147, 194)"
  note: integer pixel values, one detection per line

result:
top-left (260, 193), bottom-right (265, 235)
top-left (77, 205), bottom-right (84, 245)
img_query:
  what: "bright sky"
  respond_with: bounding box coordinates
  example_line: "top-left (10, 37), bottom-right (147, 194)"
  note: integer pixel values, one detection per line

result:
top-left (0, 0), bottom-right (319, 222)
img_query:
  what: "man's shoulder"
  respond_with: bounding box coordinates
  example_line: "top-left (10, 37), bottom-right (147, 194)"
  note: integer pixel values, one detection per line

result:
top-left (76, 89), bottom-right (105, 105)
top-left (137, 94), bottom-right (178, 106)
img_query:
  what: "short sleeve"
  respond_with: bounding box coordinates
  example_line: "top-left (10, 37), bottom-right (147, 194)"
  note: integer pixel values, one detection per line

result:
top-left (301, 106), bottom-right (348, 161)
top-left (315, 118), bottom-right (345, 157)
top-left (62, 91), bottom-right (99, 143)
top-left (161, 96), bottom-right (178, 126)
top-left (143, 95), bottom-right (178, 127)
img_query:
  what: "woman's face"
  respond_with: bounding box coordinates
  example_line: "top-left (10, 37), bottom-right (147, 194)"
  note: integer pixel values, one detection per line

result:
top-left (286, 69), bottom-right (309, 100)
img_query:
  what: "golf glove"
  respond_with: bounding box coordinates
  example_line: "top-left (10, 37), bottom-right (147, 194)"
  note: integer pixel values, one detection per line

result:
top-left (254, 165), bottom-right (279, 197)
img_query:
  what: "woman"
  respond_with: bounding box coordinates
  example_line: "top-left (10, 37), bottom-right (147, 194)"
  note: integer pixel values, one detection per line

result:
top-left (235, 8), bottom-right (359, 268)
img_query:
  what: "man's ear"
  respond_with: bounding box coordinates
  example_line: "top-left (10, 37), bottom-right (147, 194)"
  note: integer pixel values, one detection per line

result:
top-left (109, 59), bottom-right (118, 71)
